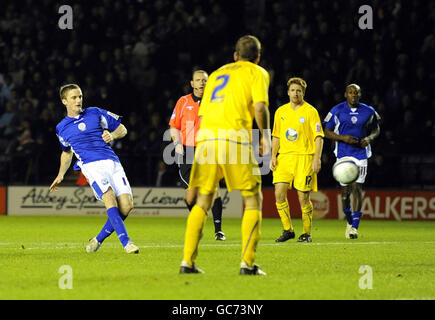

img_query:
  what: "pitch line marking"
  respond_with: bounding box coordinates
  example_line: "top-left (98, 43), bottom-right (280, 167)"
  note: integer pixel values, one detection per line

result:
top-left (0, 241), bottom-right (434, 250)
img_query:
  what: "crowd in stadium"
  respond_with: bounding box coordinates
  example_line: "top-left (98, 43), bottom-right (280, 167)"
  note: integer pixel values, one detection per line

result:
top-left (0, 0), bottom-right (434, 188)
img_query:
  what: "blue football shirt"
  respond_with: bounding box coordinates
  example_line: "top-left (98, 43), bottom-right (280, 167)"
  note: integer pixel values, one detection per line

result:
top-left (56, 107), bottom-right (122, 165)
top-left (323, 101), bottom-right (380, 160)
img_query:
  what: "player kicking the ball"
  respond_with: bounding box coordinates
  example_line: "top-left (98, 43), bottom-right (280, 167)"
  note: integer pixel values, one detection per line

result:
top-left (323, 84), bottom-right (381, 239)
top-left (49, 84), bottom-right (139, 254)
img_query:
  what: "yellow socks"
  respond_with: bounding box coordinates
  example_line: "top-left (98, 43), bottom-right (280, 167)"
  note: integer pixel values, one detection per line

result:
top-left (301, 201), bottom-right (313, 235)
top-left (183, 205), bottom-right (207, 266)
top-left (276, 200), bottom-right (294, 232)
top-left (241, 209), bottom-right (262, 267)
top-left (277, 199), bottom-right (313, 235)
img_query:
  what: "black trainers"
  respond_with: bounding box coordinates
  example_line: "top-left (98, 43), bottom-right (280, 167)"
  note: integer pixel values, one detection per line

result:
top-left (215, 231), bottom-right (226, 241)
top-left (275, 230), bottom-right (295, 242)
top-left (179, 261), bottom-right (204, 274)
top-left (297, 233), bottom-right (312, 242)
top-left (240, 263), bottom-right (266, 276)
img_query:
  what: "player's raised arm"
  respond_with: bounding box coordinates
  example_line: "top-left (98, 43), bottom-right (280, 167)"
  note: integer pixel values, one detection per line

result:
top-left (49, 150), bottom-right (73, 192)
top-left (102, 123), bottom-right (127, 143)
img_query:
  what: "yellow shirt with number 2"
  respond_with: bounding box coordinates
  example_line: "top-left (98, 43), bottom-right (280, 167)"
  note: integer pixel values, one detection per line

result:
top-left (198, 60), bottom-right (270, 143)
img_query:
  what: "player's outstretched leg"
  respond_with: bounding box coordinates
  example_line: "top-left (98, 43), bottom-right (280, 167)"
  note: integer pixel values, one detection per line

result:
top-left (86, 214), bottom-right (128, 252)
top-left (100, 190), bottom-right (138, 253)
top-left (87, 193), bottom-right (136, 253)
top-left (107, 207), bottom-right (139, 253)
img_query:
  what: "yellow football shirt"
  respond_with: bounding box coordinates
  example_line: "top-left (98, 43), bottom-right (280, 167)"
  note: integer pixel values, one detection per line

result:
top-left (272, 101), bottom-right (324, 155)
top-left (197, 60), bottom-right (269, 143)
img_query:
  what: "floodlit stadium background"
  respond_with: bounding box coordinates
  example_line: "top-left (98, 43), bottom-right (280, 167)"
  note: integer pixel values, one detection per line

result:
top-left (0, 0), bottom-right (434, 220)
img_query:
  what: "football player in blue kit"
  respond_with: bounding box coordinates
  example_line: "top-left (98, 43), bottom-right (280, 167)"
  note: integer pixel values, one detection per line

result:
top-left (323, 84), bottom-right (380, 239)
top-left (49, 84), bottom-right (139, 253)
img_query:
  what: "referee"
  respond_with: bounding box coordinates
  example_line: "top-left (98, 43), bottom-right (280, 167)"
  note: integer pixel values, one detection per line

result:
top-left (169, 70), bottom-right (226, 241)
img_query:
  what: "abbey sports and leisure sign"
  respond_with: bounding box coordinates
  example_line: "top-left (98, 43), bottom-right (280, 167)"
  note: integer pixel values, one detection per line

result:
top-left (6, 186), bottom-right (243, 217)
top-left (4, 186), bottom-right (435, 221)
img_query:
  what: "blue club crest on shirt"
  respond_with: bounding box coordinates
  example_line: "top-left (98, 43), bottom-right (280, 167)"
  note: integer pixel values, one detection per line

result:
top-left (286, 128), bottom-right (298, 141)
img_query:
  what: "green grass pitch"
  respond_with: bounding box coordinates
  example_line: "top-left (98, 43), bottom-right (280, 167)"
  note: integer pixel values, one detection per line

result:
top-left (0, 216), bottom-right (433, 300)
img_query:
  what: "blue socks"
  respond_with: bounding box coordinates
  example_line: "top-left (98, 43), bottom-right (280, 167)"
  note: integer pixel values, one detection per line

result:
top-left (352, 211), bottom-right (362, 229)
top-left (103, 207), bottom-right (130, 247)
top-left (96, 212), bottom-right (127, 244)
top-left (344, 207), bottom-right (362, 229)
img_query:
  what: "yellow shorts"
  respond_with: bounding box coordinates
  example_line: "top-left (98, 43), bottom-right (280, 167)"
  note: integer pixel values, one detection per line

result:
top-left (189, 140), bottom-right (261, 197)
top-left (272, 153), bottom-right (317, 192)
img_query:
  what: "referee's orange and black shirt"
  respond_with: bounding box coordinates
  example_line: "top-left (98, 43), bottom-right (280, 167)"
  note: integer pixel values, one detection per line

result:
top-left (168, 93), bottom-right (201, 147)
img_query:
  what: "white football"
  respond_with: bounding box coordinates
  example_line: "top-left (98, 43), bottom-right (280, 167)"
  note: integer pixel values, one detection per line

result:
top-left (332, 157), bottom-right (359, 184)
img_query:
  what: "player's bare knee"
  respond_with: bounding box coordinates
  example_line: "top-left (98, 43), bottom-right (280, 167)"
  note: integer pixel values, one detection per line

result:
top-left (119, 201), bottom-right (133, 216)
top-left (185, 189), bottom-right (197, 206)
top-left (243, 195), bottom-right (261, 211)
top-left (297, 192), bottom-right (310, 207)
top-left (199, 203), bottom-right (211, 213)
top-left (274, 186), bottom-right (287, 203)
top-left (116, 193), bottom-right (134, 216)
top-left (102, 188), bottom-right (117, 209)
top-left (196, 193), bottom-right (213, 212)
top-left (241, 184), bottom-right (263, 209)
top-left (185, 197), bottom-right (196, 206)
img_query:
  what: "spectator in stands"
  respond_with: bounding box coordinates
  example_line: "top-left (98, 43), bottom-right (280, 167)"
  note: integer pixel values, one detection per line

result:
top-left (154, 160), bottom-right (173, 187)
top-left (0, 101), bottom-right (17, 142)
top-left (0, 0), bottom-right (432, 187)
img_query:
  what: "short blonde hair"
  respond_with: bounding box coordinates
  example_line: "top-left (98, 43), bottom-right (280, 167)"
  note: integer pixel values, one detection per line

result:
top-left (235, 35), bottom-right (261, 62)
top-left (59, 83), bottom-right (81, 100)
top-left (287, 77), bottom-right (307, 94)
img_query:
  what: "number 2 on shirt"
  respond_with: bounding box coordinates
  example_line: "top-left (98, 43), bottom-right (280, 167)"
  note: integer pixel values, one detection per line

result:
top-left (210, 74), bottom-right (229, 103)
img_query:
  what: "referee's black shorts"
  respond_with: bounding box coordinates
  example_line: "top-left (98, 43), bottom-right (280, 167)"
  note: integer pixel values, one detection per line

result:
top-left (176, 146), bottom-right (227, 190)
top-left (177, 146), bottom-right (195, 188)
